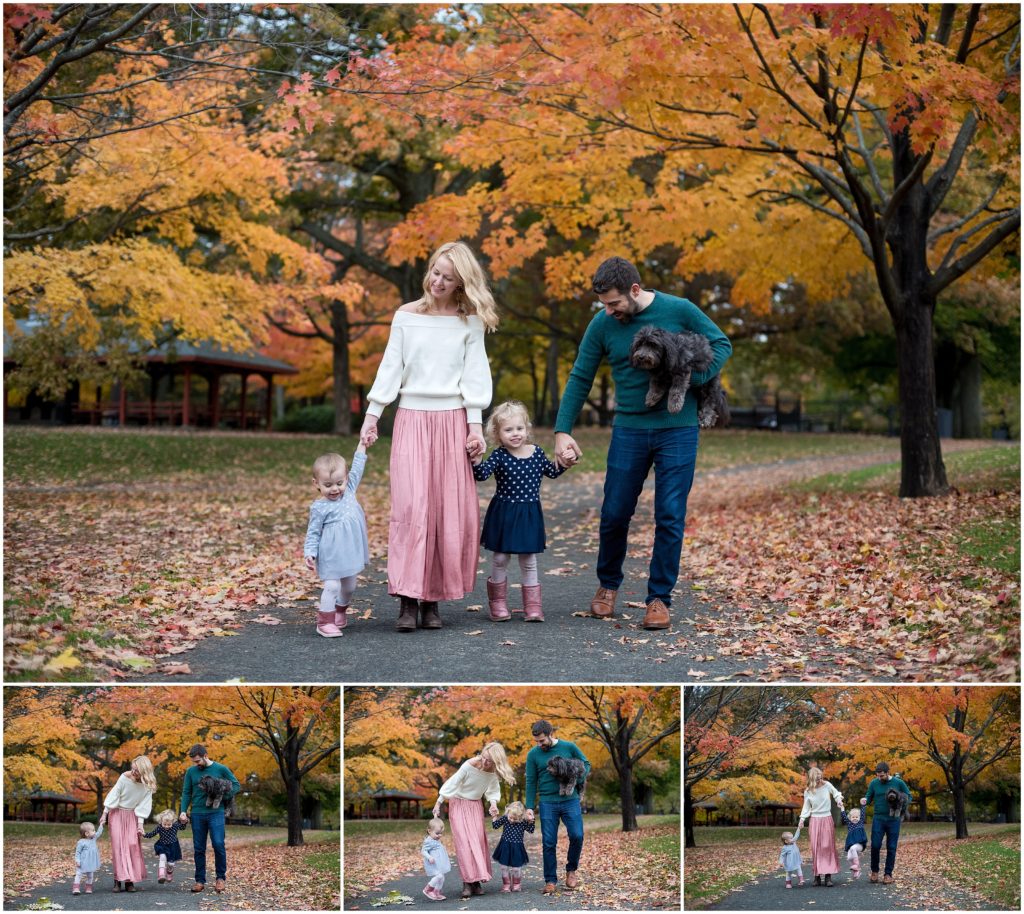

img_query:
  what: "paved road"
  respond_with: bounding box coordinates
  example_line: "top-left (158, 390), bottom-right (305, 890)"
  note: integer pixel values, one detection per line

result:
top-left (705, 869), bottom-right (996, 911)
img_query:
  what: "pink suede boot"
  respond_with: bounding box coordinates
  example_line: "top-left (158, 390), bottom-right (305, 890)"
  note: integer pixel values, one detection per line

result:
top-left (335, 604), bottom-right (349, 629)
top-left (522, 583), bottom-right (544, 622)
top-left (316, 610), bottom-right (343, 638)
top-left (487, 578), bottom-right (511, 621)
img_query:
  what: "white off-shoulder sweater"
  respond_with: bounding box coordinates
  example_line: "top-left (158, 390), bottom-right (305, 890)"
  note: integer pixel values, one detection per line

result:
top-left (438, 760), bottom-right (501, 805)
top-left (103, 773), bottom-right (154, 822)
top-left (799, 781), bottom-right (844, 819)
top-left (365, 311), bottom-right (492, 425)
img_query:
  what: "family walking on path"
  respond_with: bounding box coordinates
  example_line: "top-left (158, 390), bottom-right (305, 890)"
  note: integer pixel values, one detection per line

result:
top-left (302, 240), bottom-right (733, 642)
top-left (425, 722), bottom-right (590, 900)
top-left (68, 744), bottom-right (241, 898)
top-left (788, 762), bottom-right (912, 890)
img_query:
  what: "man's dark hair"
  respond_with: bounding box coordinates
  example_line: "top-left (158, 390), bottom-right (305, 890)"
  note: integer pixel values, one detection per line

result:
top-left (188, 744), bottom-right (208, 758)
top-left (531, 720), bottom-right (554, 737)
top-left (875, 762), bottom-right (890, 773)
top-left (592, 257), bottom-right (641, 296)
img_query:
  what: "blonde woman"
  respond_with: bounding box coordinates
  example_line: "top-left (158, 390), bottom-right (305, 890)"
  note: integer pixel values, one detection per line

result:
top-left (432, 741), bottom-right (515, 899)
top-left (797, 766), bottom-right (844, 887)
top-left (361, 241), bottom-right (499, 632)
top-left (99, 756), bottom-right (157, 892)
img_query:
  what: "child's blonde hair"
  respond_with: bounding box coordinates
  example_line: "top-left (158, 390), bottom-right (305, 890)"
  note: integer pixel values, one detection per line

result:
top-left (780, 831), bottom-right (794, 844)
top-left (80, 821), bottom-right (96, 837)
top-left (505, 801), bottom-right (526, 822)
top-left (485, 400), bottom-right (532, 447)
top-left (312, 452), bottom-right (347, 482)
top-left (847, 807), bottom-right (861, 822)
top-left (157, 808), bottom-right (176, 827)
top-left (428, 817), bottom-right (445, 835)
top-left (420, 242), bottom-right (500, 331)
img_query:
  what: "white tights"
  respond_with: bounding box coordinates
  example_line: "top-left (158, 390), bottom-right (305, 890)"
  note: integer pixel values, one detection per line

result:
top-left (490, 553), bottom-right (538, 587)
top-left (427, 874), bottom-right (445, 891)
top-left (500, 865), bottom-right (522, 880)
top-left (74, 869), bottom-right (95, 886)
top-left (320, 576), bottom-right (358, 615)
top-left (847, 844), bottom-right (863, 869)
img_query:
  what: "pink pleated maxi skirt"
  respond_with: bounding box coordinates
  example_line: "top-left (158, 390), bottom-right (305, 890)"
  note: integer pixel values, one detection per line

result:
top-left (448, 797), bottom-right (492, 884)
top-left (387, 408), bottom-right (479, 601)
top-left (109, 807), bottom-right (148, 883)
top-left (808, 815), bottom-right (839, 876)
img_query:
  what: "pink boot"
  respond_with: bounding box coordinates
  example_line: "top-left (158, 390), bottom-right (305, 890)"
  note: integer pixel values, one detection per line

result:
top-left (158, 865), bottom-right (167, 883)
top-left (511, 874), bottom-right (522, 892)
top-left (335, 604), bottom-right (349, 629)
top-left (523, 583), bottom-right (544, 622)
top-left (487, 579), bottom-right (511, 622)
top-left (316, 610), bottom-right (343, 638)
top-left (84, 883), bottom-right (93, 894)
top-left (72, 883), bottom-right (81, 895)
top-left (501, 876), bottom-right (511, 893)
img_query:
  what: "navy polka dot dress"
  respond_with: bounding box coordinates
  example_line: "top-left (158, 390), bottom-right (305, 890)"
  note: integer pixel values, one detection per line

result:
top-left (491, 815), bottom-right (535, 867)
top-left (473, 446), bottom-right (567, 554)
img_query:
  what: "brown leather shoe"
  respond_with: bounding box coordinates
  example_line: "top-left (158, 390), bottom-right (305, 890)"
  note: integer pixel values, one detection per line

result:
top-left (643, 598), bottom-right (670, 630)
top-left (542, 883), bottom-right (557, 895)
top-left (396, 596), bottom-right (418, 632)
top-left (869, 871), bottom-right (879, 883)
top-left (191, 883), bottom-right (205, 893)
top-left (590, 586), bottom-right (617, 618)
top-left (470, 881), bottom-right (484, 896)
top-left (419, 601), bottom-right (442, 629)
top-left (461, 882), bottom-right (472, 899)
top-left (882, 875), bottom-right (894, 885)
top-left (565, 871), bottom-right (580, 889)
top-left (215, 878), bottom-right (225, 893)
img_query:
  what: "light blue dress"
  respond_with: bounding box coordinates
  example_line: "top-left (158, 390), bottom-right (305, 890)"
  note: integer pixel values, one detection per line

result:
top-left (75, 825), bottom-right (104, 872)
top-left (779, 842), bottom-right (802, 874)
top-left (304, 451), bottom-right (369, 580)
top-left (422, 836), bottom-right (452, 877)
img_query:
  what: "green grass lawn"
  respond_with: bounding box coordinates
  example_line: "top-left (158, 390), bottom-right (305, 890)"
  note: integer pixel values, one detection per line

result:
top-left (946, 832), bottom-right (1021, 909)
top-left (687, 822), bottom-right (1014, 846)
top-left (2, 821), bottom-right (336, 844)
top-left (345, 813), bottom-right (674, 840)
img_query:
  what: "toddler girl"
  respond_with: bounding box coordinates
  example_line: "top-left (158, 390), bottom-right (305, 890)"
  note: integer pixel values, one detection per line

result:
top-left (778, 830), bottom-right (804, 888)
top-left (304, 443), bottom-right (369, 637)
top-left (472, 401), bottom-right (567, 622)
top-left (841, 806), bottom-right (867, 878)
top-left (491, 800), bottom-right (535, 892)
top-left (421, 817), bottom-right (451, 901)
top-left (73, 820), bottom-right (103, 894)
top-left (143, 809), bottom-right (187, 883)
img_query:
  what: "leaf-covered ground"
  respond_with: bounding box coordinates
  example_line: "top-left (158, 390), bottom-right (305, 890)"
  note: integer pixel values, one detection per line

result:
top-left (344, 816), bottom-right (679, 910)
top-left (3, 825), bottom-right (339, 911)
top-left (4, 428), bottom-right (1017, 681)
top-left (686, 824), bottom-right (1019, 910)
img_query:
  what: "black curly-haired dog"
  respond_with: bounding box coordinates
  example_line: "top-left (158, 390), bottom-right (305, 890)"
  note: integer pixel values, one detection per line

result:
top-left (198, 774), bottom-right (235, 815)
top-left (886, 787), bottom-right (908, 821)
top-left (547, 756), bottom-right (587, 798)
top-left (628, 326), bottom-right (730, 427)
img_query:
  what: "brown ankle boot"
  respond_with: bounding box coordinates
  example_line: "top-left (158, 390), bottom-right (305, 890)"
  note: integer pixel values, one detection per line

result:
top-left (522, 583), bottom-right (544, 622)
top-left (419, 601), bottom-right (442, 629)
top-left (396, 596), bottom-right (418, 632)
top-left (487, 578), bottom-right (511, 621)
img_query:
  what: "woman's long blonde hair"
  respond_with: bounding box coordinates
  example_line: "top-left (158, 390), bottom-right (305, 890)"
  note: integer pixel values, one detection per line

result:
top-left (482, 741), bottom-right (516, 786)
top-left (805, 766), bottom-right (824, 793)
top-left (419, 241), bottom-right (500, 331)
top-left (131, 756), bottom-right (158, 792)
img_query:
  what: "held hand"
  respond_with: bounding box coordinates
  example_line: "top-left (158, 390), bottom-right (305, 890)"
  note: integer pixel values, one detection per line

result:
top-left (304, 556), bottom-right (316, 572)
top-left (428, 856), bottom-right (435, 864)
top-left (179, 813), bottom-right (188, 825)
top-left (554, 432), bottom-right (582, 467)
top-left (489, 804), bottom-right (498, 817)
top-left (526, 809), bottom-right (535, 824)
top-left (466, 428), bottom-right (486, 460)
top-left (359, 416), bottom-right (379, 448)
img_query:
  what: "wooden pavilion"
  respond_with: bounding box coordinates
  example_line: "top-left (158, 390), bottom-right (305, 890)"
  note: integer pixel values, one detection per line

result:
top-left (4, 321), bottom-right (298, 430)
top-left (347, 790), bottom-right (427, 820)
top-left (693, 799), bottom-right (801, 827)
top-left (5, 790), bottom-right (83, 823)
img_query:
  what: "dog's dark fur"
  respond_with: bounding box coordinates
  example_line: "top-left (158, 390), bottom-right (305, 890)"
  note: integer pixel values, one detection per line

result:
top-left (198, 775), bottom-right (235, 814)
top-left (885, 788), bottom-right (908, 821)
top-left (628, 326), bottom-right (730, 427)
top-left (547, 756), bottom-right (587, 798)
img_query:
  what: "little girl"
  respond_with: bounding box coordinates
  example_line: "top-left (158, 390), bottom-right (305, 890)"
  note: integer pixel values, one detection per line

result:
top-left (73, 821), bottom-right (103, 894)
top-left (841, 806), bottom-right (867, 878)
top-left (421, 817), bottom-right (451, 901)
top-left (304, 443), bottom-right (369, 638)
top-left (472, 401), bottom-right (567, 623)
top-left (143, 809), bottom-right (187, 883)
top-left (491, 800), bottom-right (535, 893)
top-left (778, 831), bottom-right (804, 888)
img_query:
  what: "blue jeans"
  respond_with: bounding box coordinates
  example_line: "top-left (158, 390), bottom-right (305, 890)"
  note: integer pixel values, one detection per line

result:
top-left (598, 426), bottom-right (699, 605)
top-left (191, 810), bottom-right (227, 884)
top-left (870, 816), bottom-right (900, 876)
top-left (539, 796), bottom-right (584, 884)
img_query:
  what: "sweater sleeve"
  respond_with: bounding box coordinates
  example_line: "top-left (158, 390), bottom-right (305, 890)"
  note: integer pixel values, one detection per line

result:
top-left (679, 299), bottom-right (732, 386)
top-left (827, 781), bottom-right (844, 808)
top-left (484, 773), bottom-right (501, 806)
top-left (525, 752), bottom-right (538, 810)
top-left (103, 775), bottom-right (125, 810)
top-left (222, 765), bottom-right (242, 799)
top-left (799, 791), bottom-right (812, 821)
top-left (347, 450), bottom-right (367, 494)
top-left (571, 742), bottom-right (591, 779)
top-left (134, 789), bottom-right (153, 823)
top-left (303, 502), bottom-right (323, 559)
top-left (438, 763), bottom-right (468, 800)
top-left (180, 769), bottom-right (194, 815)
top-left (554, 314), bottom-right (605, 434)
top-left (459, 321), bottom-right (492, 425)
top-left (472, 450), bottom-right (501, 481)
top-left (365, 319), bottom-right (406, 418)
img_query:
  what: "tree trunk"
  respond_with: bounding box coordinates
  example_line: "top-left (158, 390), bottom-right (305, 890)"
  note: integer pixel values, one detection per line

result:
top-left (617, 718), bottom-right (638, 831)
top-left (893, 290), bottom-right (949, 496)
top-left (955, 355), bottom-right (983, 439)
top-left (285, 726), bottom-right (304, 847)
top-left (951, 744), bottom-right (969, 839)
top-left (545, 331), bottom-right (561, 426)
top-left (331, 298), bottom-right (352, 436)
top-left (684, 782), bottom-right (696, 849)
